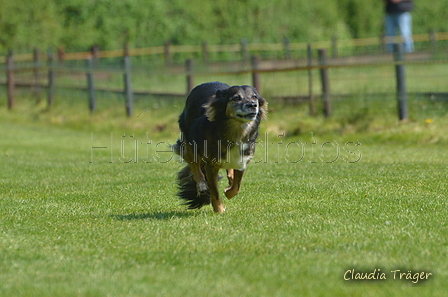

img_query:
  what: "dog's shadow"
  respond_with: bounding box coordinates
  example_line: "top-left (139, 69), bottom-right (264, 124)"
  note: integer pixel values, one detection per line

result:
top-left (110, 210), bottom-right (196, 221)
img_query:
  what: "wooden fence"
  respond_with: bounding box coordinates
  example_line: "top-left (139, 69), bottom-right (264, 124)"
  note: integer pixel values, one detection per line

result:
top-left (1, 31), bottom-right (447, 63)
top-left (2, 32), bottom-right (448, 119)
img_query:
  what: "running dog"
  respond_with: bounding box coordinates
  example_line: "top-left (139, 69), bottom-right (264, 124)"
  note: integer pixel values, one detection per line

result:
top-left (173, 82), bottom-right (267, 213)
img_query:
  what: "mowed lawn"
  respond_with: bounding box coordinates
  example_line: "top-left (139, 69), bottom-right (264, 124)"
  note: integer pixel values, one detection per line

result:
top-left (1, 121), bottom-right (447, 297)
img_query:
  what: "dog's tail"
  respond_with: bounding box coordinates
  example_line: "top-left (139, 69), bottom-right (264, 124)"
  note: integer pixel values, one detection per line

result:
top-left (177, 165), bottom-right (210, 209)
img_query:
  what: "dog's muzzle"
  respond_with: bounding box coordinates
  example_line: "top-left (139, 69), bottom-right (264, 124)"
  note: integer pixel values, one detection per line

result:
top-left (236, 102), bottom-right (259, 121)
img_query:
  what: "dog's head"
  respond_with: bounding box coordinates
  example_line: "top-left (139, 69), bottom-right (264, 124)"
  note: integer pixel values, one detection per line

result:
top-left (204, 85), bottom-right (267, 122)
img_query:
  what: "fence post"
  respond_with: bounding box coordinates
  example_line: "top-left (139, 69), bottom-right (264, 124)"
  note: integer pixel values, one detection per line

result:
top-left (202, 41), bottom-right (209, 62)
top-left (331, 35), bottom-right (338, 58)
top-left (47, 49), bottom-right (55, 108)
top-left (57, 47), bottom-right (65, 64)
top-left (380, 34), bottom-right (387, 53)
top-left (393, 43), bottom-right (408, 121)
top-left (33, 48), bottom-right (42, 104)
top-left (429, 29), bottom-right (437, 53)
top-left (6, 50), bottom-right (14, 110)
top-left (307, 44), bottom-right (315, 116)
top-left (318, 48), bottom-right (331, 118)
top-left (164, 41), bottom-right (172, 65)
top-left (186, 58), bottom-right (195, 94)
top-left (86, 56), bottom-right (96, 113)
top-left (251, 55), bottom-right (261, 93)
top-left (241, 38), bottom-right (249, 62)
top-left (284, 38), bottom-right (291, 60)
top-left (123, 45), bottom-right (134, 117)
top-left (91, 45), bottom-right (100, 64)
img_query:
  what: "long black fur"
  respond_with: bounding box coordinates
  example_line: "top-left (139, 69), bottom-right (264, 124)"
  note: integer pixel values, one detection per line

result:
top-left (177, 165), bottom-right (211, 209)
top-left (176, 82), bottom-right (229, 209)
top-left (175, 81), bottom-right (266, 210)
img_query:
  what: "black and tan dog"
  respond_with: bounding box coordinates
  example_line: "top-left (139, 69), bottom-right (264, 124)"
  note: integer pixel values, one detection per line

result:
top-left (173, 82), bottom-right (267, 213)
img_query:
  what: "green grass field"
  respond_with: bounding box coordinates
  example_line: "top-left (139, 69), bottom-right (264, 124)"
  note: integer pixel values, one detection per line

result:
top-left (1, 95), bottom-right (447, 296)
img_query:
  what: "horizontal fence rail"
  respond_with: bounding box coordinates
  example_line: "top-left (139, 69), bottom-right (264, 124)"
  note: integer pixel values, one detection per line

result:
top-left (2, 32), bottom-right (448, 63)
top-left (1, 32), bottom-right (448, 121)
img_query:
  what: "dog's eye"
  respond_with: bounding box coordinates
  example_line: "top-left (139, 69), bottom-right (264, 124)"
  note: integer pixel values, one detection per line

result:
top-left (251, 95), bottom-right (258, 100)
top-left (232, 95), bottom-right (242, 101)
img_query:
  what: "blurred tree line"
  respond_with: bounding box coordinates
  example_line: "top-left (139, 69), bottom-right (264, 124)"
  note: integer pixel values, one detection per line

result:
top-left (1, 0), bottom-right (447, 52)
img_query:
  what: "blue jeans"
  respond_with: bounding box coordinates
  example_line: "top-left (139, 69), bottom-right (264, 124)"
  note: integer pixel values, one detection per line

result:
top-left (385, 12), bottom-right (414, 53)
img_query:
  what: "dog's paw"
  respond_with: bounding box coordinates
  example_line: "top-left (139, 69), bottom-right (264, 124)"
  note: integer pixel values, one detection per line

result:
top-left (196, 180), bottom-right (208, 193)
top-left (224, 187), bottom-right (239, 199)
top-left (213, 205), bottom-right (226, 214)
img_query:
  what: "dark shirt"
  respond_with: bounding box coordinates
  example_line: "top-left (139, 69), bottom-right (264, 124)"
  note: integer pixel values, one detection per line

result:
top-left (386, 0), bottom-right (414, 13)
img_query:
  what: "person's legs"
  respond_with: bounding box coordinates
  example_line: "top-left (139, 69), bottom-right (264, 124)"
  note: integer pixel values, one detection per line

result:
top-left (397, 12), bottom-right (414, 52)
top-left (385, 13), bottom-right (398, 52)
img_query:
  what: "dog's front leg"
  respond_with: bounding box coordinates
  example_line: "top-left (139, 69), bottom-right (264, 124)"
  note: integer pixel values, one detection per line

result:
top-left (205, 165), bottom-right (225, 213)
top-left (226, 169), bottom-right (234, 188)
top-left (224, 169), bottom-right (245, 199)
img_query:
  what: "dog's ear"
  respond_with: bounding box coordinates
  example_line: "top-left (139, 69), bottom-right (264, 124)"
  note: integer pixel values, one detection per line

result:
top-left (203, 89), bottom-right (228, 121)
top-left (251, 87), bottom-right (268, 119)
top-left (215, 89), bottom-right (227, 100)
top-left (258, 95), bottom-right (268, 120)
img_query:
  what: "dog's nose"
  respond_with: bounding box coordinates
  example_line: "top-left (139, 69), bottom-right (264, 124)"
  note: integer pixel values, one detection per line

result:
top-left (246, 102), bottom-right (258, 109)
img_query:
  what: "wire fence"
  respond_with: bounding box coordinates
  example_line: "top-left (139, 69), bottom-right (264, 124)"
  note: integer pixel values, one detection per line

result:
top-left (1, 32), bottom-right (448, 120)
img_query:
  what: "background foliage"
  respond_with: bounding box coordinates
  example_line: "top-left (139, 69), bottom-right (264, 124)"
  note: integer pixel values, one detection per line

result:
top-left (1, 0), bottom-right (448, 52)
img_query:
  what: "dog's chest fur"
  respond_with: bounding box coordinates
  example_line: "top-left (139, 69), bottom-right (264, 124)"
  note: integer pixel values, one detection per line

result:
top-left (221, 142), bottom-right (253, 170)
top-left (213, 121), bottom-right (257, 170)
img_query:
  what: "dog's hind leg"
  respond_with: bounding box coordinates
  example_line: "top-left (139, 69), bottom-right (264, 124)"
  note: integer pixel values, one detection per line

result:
top-left (224, 169), bottom-right (245, 199)
top-left (189, 161), bottom-right (208, 194)
top-left (182, 143), bottom-right (208, 194)
top-left (205, 165), bottom-right (225, 213)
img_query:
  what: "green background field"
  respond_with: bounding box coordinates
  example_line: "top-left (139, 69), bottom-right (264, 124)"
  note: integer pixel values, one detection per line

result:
top-left (1, 95), bottom-right (447, 296)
